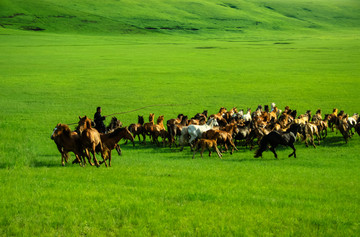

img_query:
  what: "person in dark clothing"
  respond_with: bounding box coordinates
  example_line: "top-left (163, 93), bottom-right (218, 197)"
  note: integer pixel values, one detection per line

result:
top-left (94, 106), bottom-right (106, 133)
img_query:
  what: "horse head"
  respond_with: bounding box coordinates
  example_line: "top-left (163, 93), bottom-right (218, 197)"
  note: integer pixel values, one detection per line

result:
top-left (207, 118), bottom-right (219, 127)
top-left (157, 115), bottom-right (165, 124)
top-left (51, 123), bottom-right (61, 140)
top-left (138, 115), bottom-right (144, 125)
top-left (77, 116), bottom-right (92, 133)
top-left (125, 127), bottom-right (135, 142)
top-left (149, 113), bottom-right (155, 122)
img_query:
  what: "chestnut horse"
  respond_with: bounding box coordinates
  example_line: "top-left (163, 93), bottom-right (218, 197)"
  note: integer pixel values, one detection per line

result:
top-left (98, 127), bottom-right (134, 167)
top-left (51, 123), bottom-right (85, 166)
top-left (77, 116), bottom-right (105, 167)
top-left (143, 113), bottom-right (155, 144)
top-left (128, 115), bottom-right (145, 143)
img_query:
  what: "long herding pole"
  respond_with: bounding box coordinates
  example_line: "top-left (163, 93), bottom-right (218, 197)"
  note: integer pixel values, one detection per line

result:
top-left (66, 102), bottom-right (192, 125)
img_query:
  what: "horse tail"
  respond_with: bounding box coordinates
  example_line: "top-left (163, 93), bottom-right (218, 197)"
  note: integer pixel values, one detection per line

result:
top-left (254, 134), bottom-right (269, 158)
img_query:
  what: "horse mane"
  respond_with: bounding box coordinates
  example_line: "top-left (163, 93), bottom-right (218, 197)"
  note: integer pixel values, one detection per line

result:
top-left (62, 124), bottom-right (72, 137)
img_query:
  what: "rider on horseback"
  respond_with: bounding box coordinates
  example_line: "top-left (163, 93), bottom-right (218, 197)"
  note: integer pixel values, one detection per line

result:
top-left (94, 106), bottom-right (106, 133)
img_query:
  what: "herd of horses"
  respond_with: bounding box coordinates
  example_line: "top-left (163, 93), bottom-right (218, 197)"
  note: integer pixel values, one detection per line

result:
top-left (51, 103), bottom-right (360, 167)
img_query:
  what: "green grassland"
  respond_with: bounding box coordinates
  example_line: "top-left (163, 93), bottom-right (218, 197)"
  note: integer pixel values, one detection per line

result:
top-left (1, 0), bottom-right (360, 236)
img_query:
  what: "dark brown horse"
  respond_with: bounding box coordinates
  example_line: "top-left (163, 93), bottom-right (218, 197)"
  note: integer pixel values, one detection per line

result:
top-left (98, 127), bottom-right (134, 167)
top-left (166, 114), bottom-right (184, 147)
top-left (77, 116), bottom-right (105, 167)
top-left (254, 123), bottom-right (301, 159)
top-left (51, 123), bottom-right (85, 166)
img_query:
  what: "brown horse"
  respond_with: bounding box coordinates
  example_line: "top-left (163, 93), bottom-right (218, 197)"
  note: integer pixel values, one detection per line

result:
top-left (150, 115), bottom-right (167, 146)
top-left (166, 114), bottom-right (184, 147)
top-left (51, 123), bottom-right (85, 166)
top-left (143, 113), bottom-right (155, 144)
top-left (209, 107), bottom-right (228, 126)
top-left (98, 127), bottom-right (134, 167)
top-left (77, 116), bottom-right (105, 167)
top-left (128, 115), bottom-right (145, 143)
top-left (192, 139), bottom-right (222, 159)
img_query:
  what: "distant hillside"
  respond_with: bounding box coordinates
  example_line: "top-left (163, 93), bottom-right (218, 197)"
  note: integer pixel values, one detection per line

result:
top-left (0, 0), bottom-right (359, 35)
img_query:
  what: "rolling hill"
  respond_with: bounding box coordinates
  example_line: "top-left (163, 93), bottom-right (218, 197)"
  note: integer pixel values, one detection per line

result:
top-left (0, 0), bottom-right (359, 35)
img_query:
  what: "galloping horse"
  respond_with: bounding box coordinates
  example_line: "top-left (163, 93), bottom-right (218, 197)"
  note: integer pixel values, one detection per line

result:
top-left (143, 113), bottom-right (155, 144)
top-left (77, 116), bottom-right (105, 167)
top-left (98, 127), bottom-right (134, 167)
top-left (181, 118), bottom-right (219, 148)
top-left (51, 123), bottom-right (84, 166)
top-left (128, 115), bottom-right (145, 143)
top-left (254, 123), bottom-right (301, 159)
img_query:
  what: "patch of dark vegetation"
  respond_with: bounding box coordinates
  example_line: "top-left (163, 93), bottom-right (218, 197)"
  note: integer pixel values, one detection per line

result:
top-left (145, 27), bottom-right (158, 30)
top-left (303, 8), bottom-right (312, 12)
top-left (81, 20), bottom-right (98, 23)
top-left (159, 26), bottom-right (199, 31)
top-left (219, 3), bottom-right (239, 9)
top-left (1, 13), bottom-right (25, 18)
top-left (274, 42), bottom-right (292, 45)
top-left (255, 21), bottom-right (262, 25)
top-left (195, 47), bottom-right (217, 49)
top-left (21, 26), bottom-right (45, 31)
top-left (265, 6), bottom-right (275, 10)
top-left (49, 15), bottom-right (76, 19)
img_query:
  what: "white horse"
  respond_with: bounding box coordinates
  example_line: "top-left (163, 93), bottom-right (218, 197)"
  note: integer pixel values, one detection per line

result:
top-left (348, 113), bottom-right (358, 134)
top-left (270, 103), bottom-right (276, 112)
top-left (179, 118), bottom-right (218, 148)
top-left (232, 109), bottom-right (244, 120)
top-left (242, 108), bottom-right (251, 122)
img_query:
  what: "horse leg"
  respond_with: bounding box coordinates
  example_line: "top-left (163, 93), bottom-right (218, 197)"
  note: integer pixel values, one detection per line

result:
top-left (91, 144), bottom-right (100, 167)
top-left (316, 132), bottom-right (321, 145)
top-left (115, 144), bottom-right (122, 156)
top-left (269, 146), bottom-right (278, 159)
top-left (101, 151), bottom-right (108, 168)
top-left (214, 146), bottom-right (222, 159)
top-left (61, 152), bottom-right (66, 166)
top-left (108, 151), bottom-right (112, 167)
top-left (311, 136), bottom-right (316, 148)
top-left (288, 143), bottom-right (296, 158)
top-left (84, 149), bottom-right (94, 166)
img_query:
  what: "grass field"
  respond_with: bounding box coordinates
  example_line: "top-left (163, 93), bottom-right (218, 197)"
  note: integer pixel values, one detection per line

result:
top-left (1, 0), bottom-right (360, 236)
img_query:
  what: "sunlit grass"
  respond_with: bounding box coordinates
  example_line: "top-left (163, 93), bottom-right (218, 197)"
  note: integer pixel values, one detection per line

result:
top-left (0, 0), bottom-right (360, 235)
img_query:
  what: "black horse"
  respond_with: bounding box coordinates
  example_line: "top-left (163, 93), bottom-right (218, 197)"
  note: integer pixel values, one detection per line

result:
top-left (254, 123), bottom-right (301, 159)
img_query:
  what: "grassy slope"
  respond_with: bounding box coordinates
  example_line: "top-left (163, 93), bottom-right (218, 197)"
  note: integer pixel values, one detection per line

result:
top-left (1, 0), bottom-right (359, 35)
top-left (0, 0), bottom-right (360, 236)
